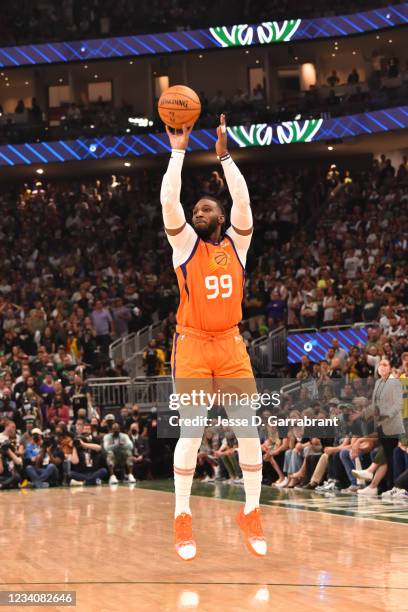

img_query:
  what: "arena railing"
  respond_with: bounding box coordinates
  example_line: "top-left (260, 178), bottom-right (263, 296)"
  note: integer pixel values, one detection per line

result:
top-left (109, 320), bottom-right (163, 368)
top-left (130, 376), bottom-right (173, 409)
top-left (87, 375), bottom-right (173, 412)
top-left (87, 377), bottom-right (132, 412)
top-left (250, 326), bottom-right (287, 372)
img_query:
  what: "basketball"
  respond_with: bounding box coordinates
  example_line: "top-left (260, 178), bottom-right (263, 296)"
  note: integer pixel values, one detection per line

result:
top-left (158, 85), bottom-right (201, 129)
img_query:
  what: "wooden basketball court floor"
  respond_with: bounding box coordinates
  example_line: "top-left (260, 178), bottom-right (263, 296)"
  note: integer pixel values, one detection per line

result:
top-left (0, 482), bottom-right (407, 612)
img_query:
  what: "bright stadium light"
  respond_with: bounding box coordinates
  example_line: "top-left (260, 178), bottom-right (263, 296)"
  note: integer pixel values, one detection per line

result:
top-left (128, 117), bottom-right (152, 127)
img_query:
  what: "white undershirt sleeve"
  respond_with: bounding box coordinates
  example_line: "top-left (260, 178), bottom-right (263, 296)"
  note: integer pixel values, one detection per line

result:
top-left (221, 155), bottom-right (253, 267)
top-left (221, 155), bottom-right (253, 231)
top-left (160, 149), bottom-right (197, 269)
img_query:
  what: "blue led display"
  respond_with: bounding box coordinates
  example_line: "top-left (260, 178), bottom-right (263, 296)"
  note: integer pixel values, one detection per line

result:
top-left (288, 328), bottom-right (369, 363)
top-left (0, 105), bottom-right (406, 167)
top-left (0, 4), bottom-right (406, 67)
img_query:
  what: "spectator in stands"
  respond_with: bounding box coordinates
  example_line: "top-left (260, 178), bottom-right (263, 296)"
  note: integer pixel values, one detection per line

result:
top-left (196, 428), bottom-right (218, 481)
top-left (327, 70), bottom-right (340, 87)
top-left (91, 300), bottom-right (114, 359)
top-left (261, 421), bottom-right (287, 486)
top-left (103, 421), bottom-right (135, 484)
top-left (364, 358), bottom-right (404, 491)
top-left (206, 171), bottom-right (225, 198)
top-left (266, 289), bottom-right (286, 328)
top-left (347, 68), bottom-right (359, 85)
top-left (300, 293), bottom-right (318, 328)
top-left (69, 374), bottom-right (92, 419)
top-left (209, 90), bottom-right (226, 114)
top-left (46, 397), bottom-right (70, 426)
top-left (143, 339), bottom-right (164, 377)
top-left (0, 387), bottom-right (17, 421)
top-left (388, 56), bottom-right (399, 78)
top-left (14, 99), bottom-right (25, 114)
top-left (129, 421), bottom-right (151, 480)
top-left (213, 429), bottom-right (241, 482)
top-left (0, 419), bottom-right (22, 489)
top-left (399, 352), bottom-right (408, 437)
top-left (112, 298), bottom-right (131, 339)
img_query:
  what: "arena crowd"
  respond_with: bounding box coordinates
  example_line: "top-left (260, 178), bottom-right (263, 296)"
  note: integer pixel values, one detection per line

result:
top-left (0, 147), bottom-right (406, 497)
top-left (0, 0), bottom-right (389, 46)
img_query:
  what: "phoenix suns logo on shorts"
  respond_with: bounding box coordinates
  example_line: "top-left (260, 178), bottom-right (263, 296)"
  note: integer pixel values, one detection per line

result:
top-left (208, 250), bottom-right (231, 271)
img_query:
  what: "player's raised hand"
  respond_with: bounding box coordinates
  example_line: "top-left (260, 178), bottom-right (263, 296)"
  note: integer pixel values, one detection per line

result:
top-left (165, 124), bottom-right (192, 150)
top-left (215, 113), bottom-right (228, 157)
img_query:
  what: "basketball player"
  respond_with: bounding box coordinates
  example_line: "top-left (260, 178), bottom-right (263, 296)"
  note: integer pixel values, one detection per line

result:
top-left (161, 114), bottom-right (266, 560)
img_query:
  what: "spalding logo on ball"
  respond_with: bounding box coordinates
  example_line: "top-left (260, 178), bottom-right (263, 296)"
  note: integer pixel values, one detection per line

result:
top-left (158, 85), bottom-right (201, 129)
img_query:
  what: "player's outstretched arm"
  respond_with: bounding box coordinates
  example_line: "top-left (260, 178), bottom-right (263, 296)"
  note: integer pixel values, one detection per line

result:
top-left (216, 114), bottom-right (252, 267)
top-left (216, 114), bottom-right (253, 237)
top-left (160, 124), bottom-right (192, 236)
top-left (161, 125), bottom-right (197, 268)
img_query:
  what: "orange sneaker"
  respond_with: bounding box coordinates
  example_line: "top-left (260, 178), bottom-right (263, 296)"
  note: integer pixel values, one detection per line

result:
top-left (236, 507), bottom-right (267, 557)
top-left (174, 512), bottom-right (196, 561)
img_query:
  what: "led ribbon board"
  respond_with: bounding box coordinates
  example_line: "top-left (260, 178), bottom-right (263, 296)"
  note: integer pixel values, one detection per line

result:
top-left (288, 328), bottom-right (369, 363)
top-left (0, 4), bottom-right (406, 67)
top-left (0, 105), bottom-right (407, 167)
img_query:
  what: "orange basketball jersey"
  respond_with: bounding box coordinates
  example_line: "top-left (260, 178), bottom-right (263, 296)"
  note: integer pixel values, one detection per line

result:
top-left (175, 234), bottom-right (245, 333)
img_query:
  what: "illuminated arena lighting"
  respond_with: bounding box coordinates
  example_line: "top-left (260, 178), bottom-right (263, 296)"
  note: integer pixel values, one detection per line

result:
top-left (0, 4), bottom-right (406, 67)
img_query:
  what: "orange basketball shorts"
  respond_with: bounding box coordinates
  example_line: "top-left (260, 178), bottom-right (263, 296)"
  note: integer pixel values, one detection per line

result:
top-left (171, 325), bottom-right (254, 380)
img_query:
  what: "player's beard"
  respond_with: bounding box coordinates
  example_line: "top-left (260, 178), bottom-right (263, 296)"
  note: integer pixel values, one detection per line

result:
top-left (193, 217), bottom-right (219, 240)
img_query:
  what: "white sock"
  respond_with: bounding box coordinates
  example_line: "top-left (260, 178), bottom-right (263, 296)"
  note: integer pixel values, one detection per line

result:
top-left (241, 465), bottom-right (262, 514)
top-left (238, 437), bottom-right (263, 515)
top-left (174, 437), bottom-right (202, 518)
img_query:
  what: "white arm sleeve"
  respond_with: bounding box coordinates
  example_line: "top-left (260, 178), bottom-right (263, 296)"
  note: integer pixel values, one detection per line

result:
top-left (160, 149), bottom-right (197, 269)
top-left (222, 155), bottom-right (253, 231)
top-left (222, 155), bottom-right (252, 267)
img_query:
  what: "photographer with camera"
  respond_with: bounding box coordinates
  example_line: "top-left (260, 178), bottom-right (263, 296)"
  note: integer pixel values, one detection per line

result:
top-left (103, 421), bottom-right (135, 484)
top-left (68, 422), bottom-right (108, 486)
top-left (24, 428), bottom-right (63, 488)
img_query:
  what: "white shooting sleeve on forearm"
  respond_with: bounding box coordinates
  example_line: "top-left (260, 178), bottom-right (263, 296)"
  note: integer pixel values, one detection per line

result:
top-left (160, 149), bottom-right (186, 229)
top-left (221, 156), bottom-right (253, 231)
top-left (160, 149), bottom-right (197, 268)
